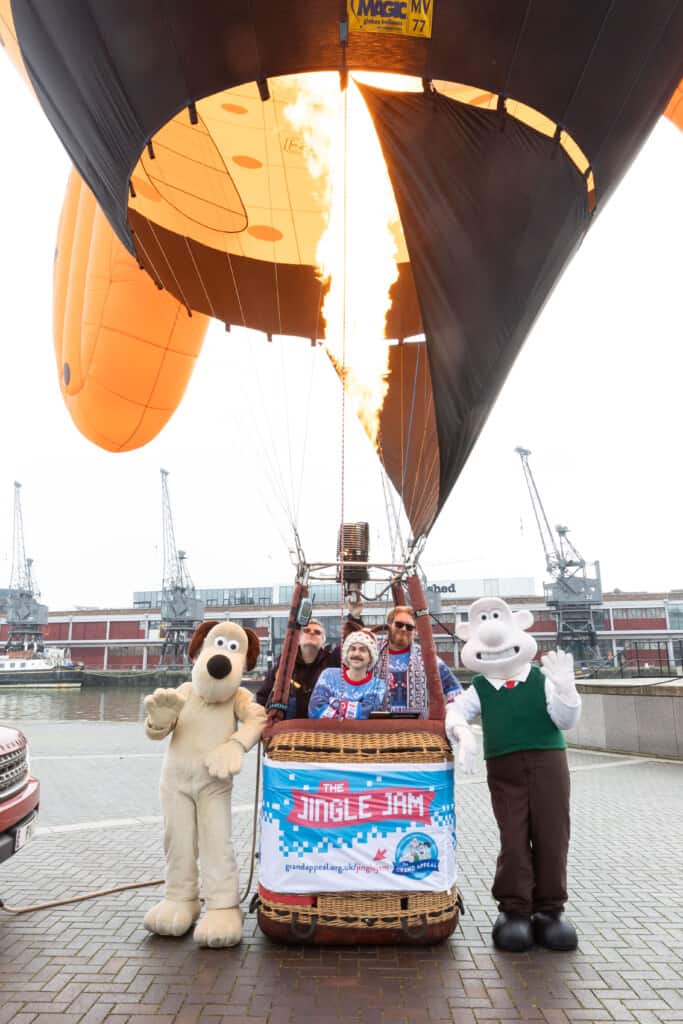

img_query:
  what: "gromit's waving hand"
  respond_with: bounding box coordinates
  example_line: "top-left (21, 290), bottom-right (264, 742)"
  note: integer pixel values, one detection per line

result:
top-left (144, 687), bottom-right (186, 735)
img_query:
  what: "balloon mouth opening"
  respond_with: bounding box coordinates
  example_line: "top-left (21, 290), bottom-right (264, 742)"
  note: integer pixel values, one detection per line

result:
top-left (126, 70), bottom-right (593, 265)
top-left (125, 71), bottom-right (592, 447)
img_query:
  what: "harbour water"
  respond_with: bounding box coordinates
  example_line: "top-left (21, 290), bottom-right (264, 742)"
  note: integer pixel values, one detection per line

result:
top-left (0, 684), bottom-right (149, 723)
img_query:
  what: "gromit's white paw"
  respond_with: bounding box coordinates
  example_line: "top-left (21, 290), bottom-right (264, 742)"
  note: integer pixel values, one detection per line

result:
top-left (193, 907), bottom-right (243, 948)
top-left (143, 898), bottom-right (200, 936)
top-left (205, 742), bottom-right (242, 779)
top-left (144, 688), bottom-right (186, 731)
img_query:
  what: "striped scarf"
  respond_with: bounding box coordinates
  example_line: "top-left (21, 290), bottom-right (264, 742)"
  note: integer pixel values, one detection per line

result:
top-left (376, 640), bottom-right (430, 718)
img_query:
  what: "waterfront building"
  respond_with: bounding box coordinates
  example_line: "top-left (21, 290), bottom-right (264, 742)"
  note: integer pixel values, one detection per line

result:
top-left (1, 578), bottom-right (682, 676)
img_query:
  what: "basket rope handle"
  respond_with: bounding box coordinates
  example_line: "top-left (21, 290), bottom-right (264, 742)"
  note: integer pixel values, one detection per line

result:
top-left (405, 574), bottom-right (445, 721)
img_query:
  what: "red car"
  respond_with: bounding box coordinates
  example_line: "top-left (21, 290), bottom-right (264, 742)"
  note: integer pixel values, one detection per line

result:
top-left (0, 725), bottom-right (39, 863)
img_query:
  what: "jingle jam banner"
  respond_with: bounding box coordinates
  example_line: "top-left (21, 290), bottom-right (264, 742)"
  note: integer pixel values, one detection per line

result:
top-left (260, 758), bottom-right (456, 893)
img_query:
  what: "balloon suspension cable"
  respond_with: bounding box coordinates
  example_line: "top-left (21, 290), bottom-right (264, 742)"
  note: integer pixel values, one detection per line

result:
top-left (292, 525), bottom-right (308, 582)
top-left (241, 340), bottom-right (300, 539)
top-left (412, 551), bottom-right (454, 636)
top-left (294, 339), bottom-right (320, 528)
top-left (380, 463), bottom-right (407, 563)
top-left (406, 533), bottom-right (427, 574)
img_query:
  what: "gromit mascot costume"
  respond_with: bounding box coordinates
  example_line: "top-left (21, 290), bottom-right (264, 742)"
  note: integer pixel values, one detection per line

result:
top-left (143, 620), bottom-right (266, 947)
top-left (446, 597), bottom-right (581, 953)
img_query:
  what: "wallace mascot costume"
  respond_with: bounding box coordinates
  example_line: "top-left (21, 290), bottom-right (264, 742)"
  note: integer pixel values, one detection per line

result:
top-left (143, 620), bottom-right (266, 948)
top-left (446, 597), bottom-right (582, 952)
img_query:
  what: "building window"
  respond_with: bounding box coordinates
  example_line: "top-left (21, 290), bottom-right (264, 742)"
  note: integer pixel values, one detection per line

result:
top-left (612, 607), bottom-right (666, 620)
top-left (237, 617), bottom-right (270, 630)
top-left (668, 604), bottom-right (683, 629)
top-left (592, 610), bottom-right (610, 630)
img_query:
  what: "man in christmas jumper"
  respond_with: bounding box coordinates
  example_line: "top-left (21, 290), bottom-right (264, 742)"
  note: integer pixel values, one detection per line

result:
top-left (446, 597), bottom-right (581, 953)
top-left (256, 598), bottom-right (366, 718)
top-left (309, 630), bottom-right (385, 719)
top-left (376, 606), bottom-right (462, 717)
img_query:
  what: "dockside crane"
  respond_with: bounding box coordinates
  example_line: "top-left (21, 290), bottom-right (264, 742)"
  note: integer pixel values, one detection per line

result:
top-left (159, 469), bottom-right (204, 667)
top-left (6, 482), bottom-right (48, 653)
top-left (515, 448), bottom-right (603, 665)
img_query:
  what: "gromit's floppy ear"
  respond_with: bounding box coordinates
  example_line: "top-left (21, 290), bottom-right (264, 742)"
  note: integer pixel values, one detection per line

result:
top-left (188, 620), bottom-right (220, 662)
top-left (243, 628), bottom-right (260, 672)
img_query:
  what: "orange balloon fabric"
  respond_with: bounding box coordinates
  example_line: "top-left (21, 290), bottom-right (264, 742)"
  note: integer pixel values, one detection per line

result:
top-left (665, 78), bottom-right (683, 132)
top-left (54, 171), bottom-right (209, 451)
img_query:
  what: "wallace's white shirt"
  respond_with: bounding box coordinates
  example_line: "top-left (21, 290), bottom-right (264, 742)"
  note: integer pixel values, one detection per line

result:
top-left (453, 663), bottom-right (581, 731)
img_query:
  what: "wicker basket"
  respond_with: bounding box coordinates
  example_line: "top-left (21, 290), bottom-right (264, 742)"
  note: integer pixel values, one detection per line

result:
top-left (257, 717), bottom-right (461, 945)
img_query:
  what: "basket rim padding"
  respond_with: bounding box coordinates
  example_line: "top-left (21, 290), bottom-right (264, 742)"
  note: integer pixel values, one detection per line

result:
top-left (264, 716), bottom-right (449, 740)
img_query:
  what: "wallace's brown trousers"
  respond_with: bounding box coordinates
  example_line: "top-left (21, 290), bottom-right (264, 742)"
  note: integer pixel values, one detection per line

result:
top-left (486, 748), bottom-right (570, 915)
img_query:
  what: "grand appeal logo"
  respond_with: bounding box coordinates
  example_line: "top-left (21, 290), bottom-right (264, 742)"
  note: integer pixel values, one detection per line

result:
top-left (393, 832), bottom-right (439, 879)
top-left (347, 0), bottom-right (434, 38)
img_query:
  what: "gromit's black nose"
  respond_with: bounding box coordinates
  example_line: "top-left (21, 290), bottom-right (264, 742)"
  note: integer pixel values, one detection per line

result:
top-left (207, 654), bottom-right (232, 679)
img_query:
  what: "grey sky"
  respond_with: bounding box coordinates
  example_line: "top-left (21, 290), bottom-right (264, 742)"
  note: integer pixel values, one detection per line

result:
top-left (0, 58), bottom-right (681, 610)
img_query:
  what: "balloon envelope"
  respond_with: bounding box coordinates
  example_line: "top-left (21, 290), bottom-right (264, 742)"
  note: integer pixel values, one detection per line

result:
top-left (5, 1), bottom-right (683, 535)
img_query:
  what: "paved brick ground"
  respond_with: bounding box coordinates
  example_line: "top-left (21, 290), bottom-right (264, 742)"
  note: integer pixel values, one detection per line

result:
top-left (0, 720), bottom-right (681, 1023)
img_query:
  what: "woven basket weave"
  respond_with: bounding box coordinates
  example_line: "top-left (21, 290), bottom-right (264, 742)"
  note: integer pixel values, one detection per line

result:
top-left (257, 718), bottom-right (460, 945)
top-left (265, 725), bottom-right (453, 763)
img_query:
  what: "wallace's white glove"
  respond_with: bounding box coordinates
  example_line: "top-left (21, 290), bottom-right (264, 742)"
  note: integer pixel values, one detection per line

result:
top-left (541, 649), bottom-right (578, 705)
top-left (445, 702), bottom-right (478, 774)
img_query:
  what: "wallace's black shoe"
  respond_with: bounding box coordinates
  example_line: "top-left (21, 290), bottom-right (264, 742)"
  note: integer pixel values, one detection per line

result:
top-left (492, 912), bottom-right (533, 952)
top-left (532, 911), bottom-right (578, 951)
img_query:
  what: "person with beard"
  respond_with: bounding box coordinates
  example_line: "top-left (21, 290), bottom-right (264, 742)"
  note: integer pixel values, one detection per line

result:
top-left (309, 630), bottom-right (384, 720)
top-left (256, 599), bottom-right (364, 718)
top-left (375, 605), bottom-right (462, 717)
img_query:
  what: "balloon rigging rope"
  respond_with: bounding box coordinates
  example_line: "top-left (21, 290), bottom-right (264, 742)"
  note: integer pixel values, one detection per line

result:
top-left (265, 95), bottom-right (298, 531)
top-left (234, 91), bottom-right (313, 545)
top-left (241, 339), bottom-right (299, 541)
top-left (294, 343), bottom-right (320, 529)
top-left (278, 337), bottom-right (298, 522)
top-left (501, 0), bottom-right (534, 99)
top-left (590, 1), bottom-right (679, 184)
top-left (269, 46), bottom-right (317, 531)
top-left (400, 339), bottom-right (422, 507)
top-left (380, 464), bottom-right (404, 562)
top-left (556, 0), bottom-right (618, 130)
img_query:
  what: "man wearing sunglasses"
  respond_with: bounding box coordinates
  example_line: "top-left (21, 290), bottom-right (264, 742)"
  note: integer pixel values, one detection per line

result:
top-left (256, 598), bottom-right (365, 718)
top-left (375, 605), bottom-right (462, 717)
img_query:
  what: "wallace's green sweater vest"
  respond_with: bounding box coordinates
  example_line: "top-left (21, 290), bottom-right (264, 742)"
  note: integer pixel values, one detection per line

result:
top-left (472, 665), bottom-right (566, 760)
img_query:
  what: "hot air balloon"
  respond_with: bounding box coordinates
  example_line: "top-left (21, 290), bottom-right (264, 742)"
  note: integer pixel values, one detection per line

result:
top-left (1, 0), bottom-right (682, 946)
top-left (1, 0), bottom-right (681, 540)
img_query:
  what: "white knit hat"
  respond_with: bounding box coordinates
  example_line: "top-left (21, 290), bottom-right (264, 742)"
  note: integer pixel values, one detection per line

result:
top-left (342, 630), bottom-right (378, 669)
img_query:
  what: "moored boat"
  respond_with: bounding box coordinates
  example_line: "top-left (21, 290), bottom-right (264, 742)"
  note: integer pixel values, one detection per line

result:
top-left (0, 648), bottom-right (83, 687)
